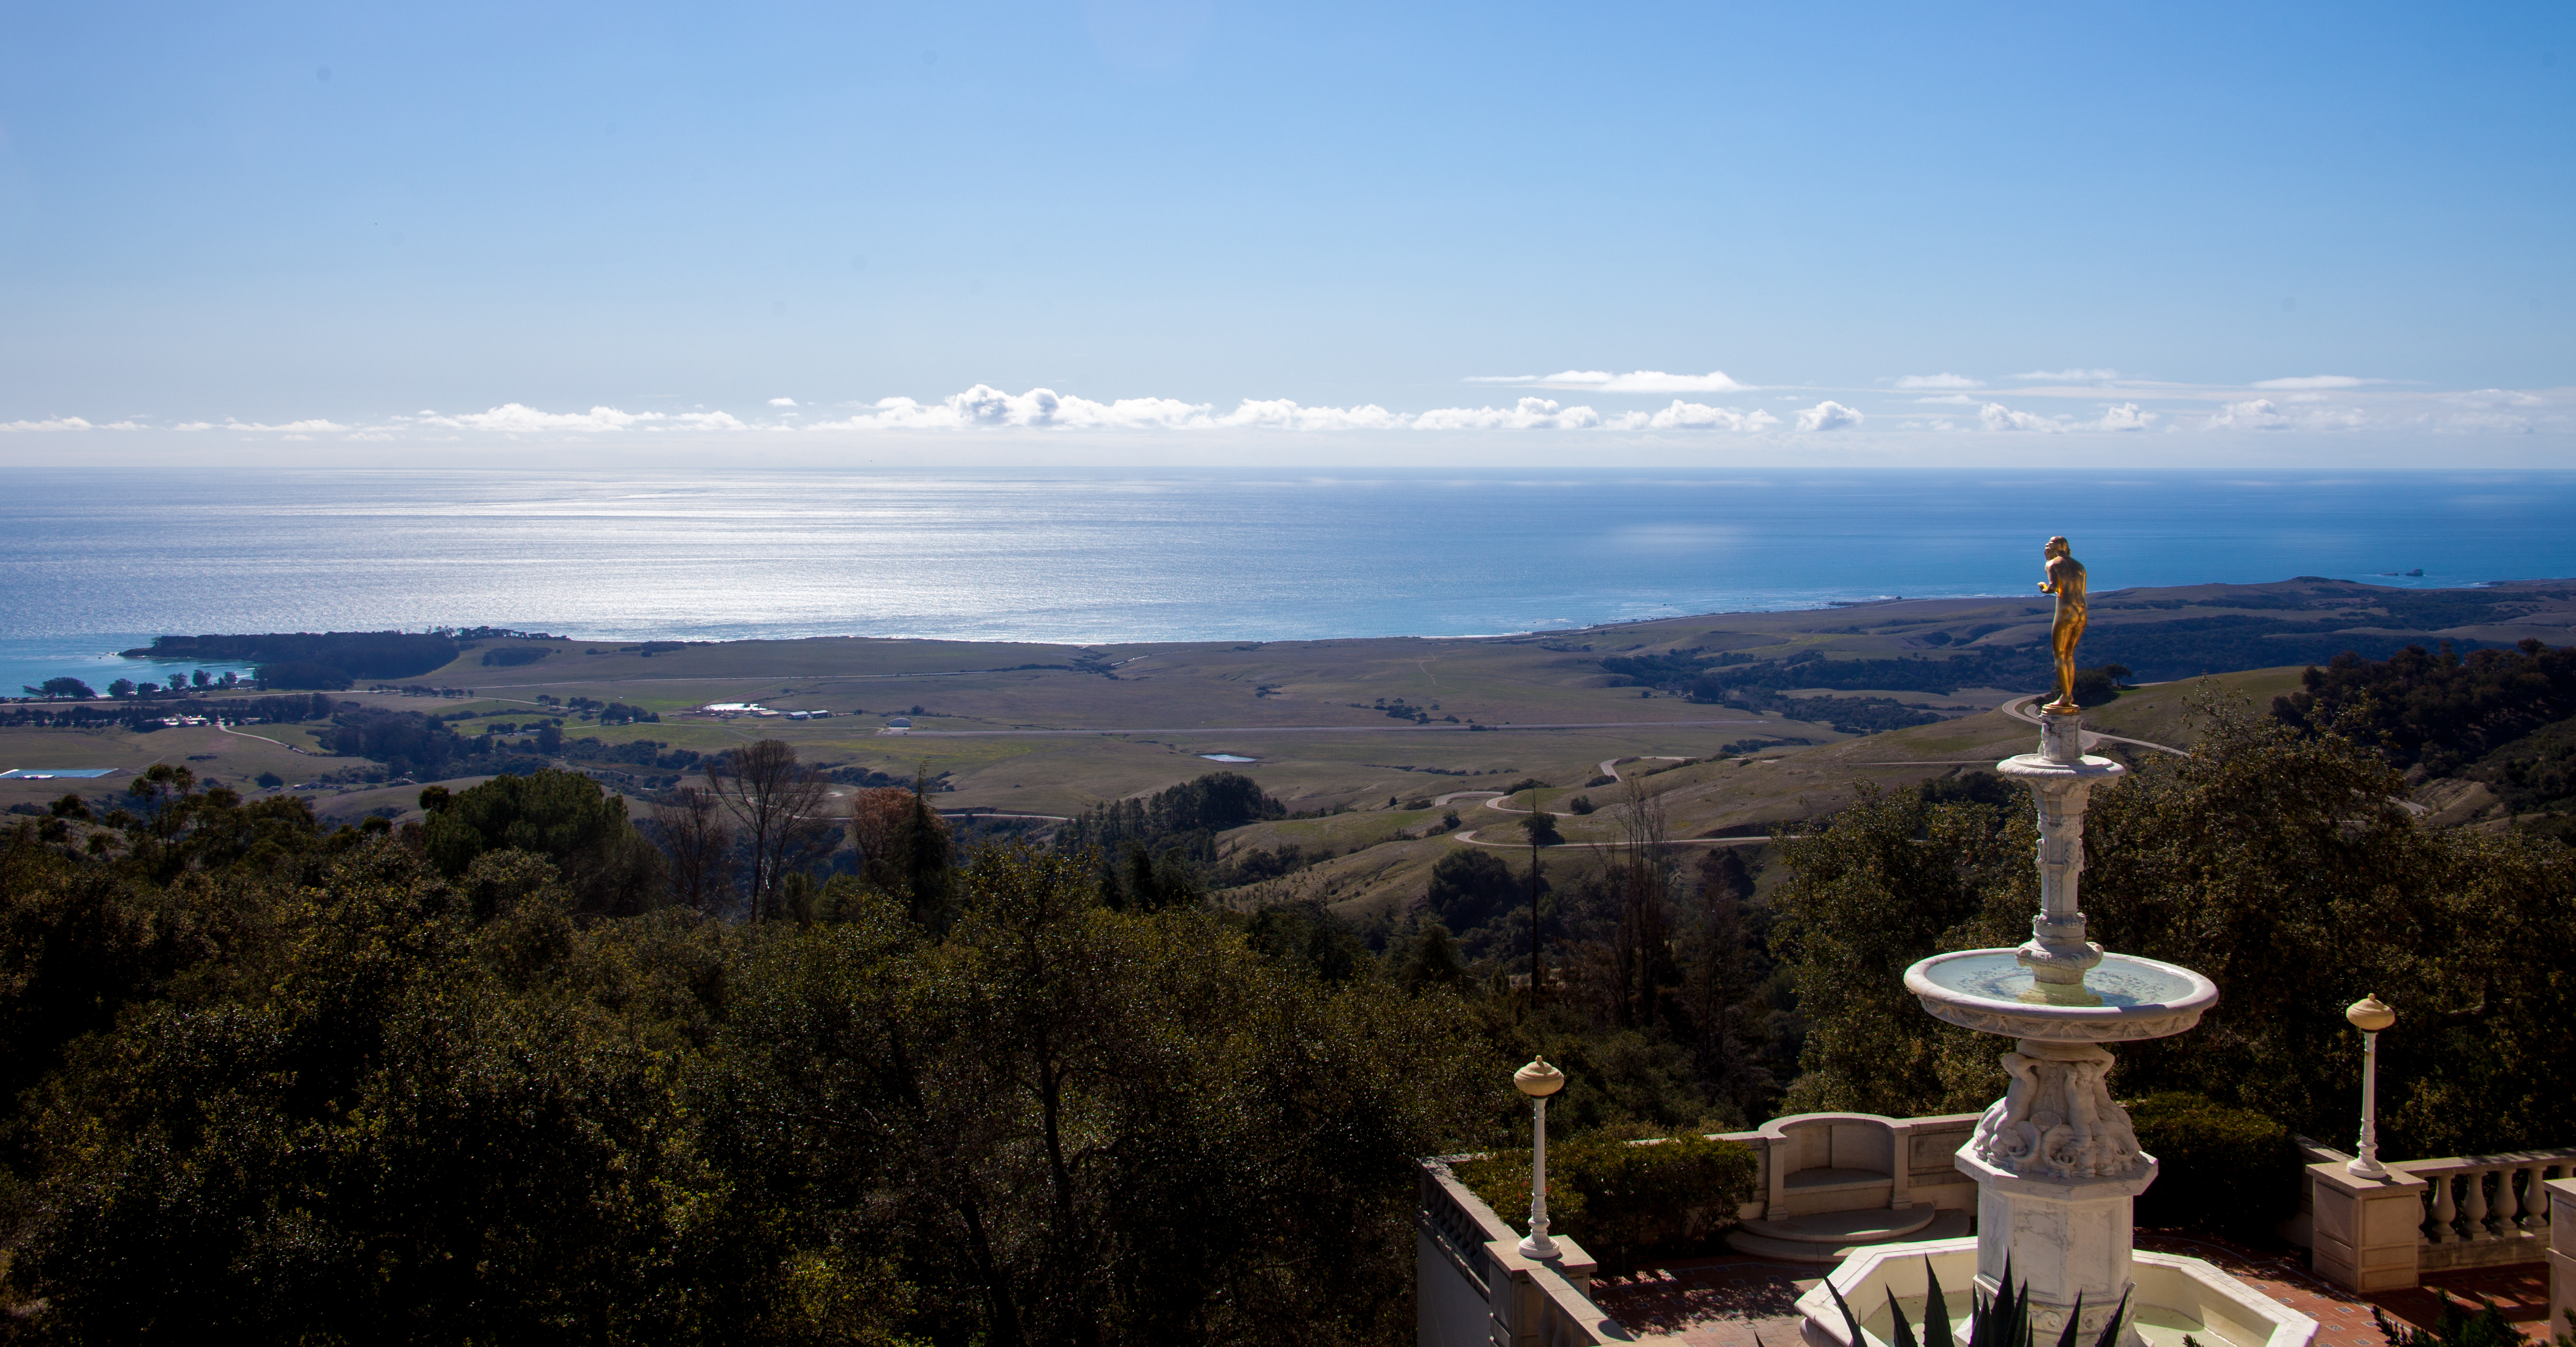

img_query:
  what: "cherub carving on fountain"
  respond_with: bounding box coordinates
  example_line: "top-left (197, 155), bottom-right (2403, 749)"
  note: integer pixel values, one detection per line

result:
top-left (1972, 1046), bottom-right (2147, 1181)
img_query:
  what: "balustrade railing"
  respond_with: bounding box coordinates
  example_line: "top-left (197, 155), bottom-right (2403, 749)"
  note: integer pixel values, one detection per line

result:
top-left (2394, 1150), bottom-right (2576, 1269)
top-left (1418, 1158), bottom-right (1514, 1298)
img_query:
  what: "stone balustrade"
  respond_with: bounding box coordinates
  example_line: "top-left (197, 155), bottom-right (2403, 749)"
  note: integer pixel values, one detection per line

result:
top-left (1419, 1156), bottom-right (1682, 1347)
top-left (2305, 1146), bottom-right (2575, 1293)
top-left (2398, 1151), bottom-right (2574, 1271)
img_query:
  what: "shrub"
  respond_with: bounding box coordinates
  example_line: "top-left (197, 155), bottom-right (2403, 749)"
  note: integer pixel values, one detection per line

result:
top-left (1453, 1132), bottom-right (1757, 1273)
top-left (2127, 1092), bottom-right (2302, 1234)
top-left (1567, 796), bottom-right (1596, 815)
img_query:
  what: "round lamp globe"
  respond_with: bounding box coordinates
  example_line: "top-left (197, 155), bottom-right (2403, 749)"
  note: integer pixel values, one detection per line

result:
top-left (1514, 1058), bottom-right (1565, 1098)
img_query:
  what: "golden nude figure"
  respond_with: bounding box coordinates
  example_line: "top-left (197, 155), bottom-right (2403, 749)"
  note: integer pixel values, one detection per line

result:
top-left (2038, 536), bottom-right (2088, 714)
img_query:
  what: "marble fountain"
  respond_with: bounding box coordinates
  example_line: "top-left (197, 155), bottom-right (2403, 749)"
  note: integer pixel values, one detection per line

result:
top-left (1794, 706), bottom-right (2319, 1347)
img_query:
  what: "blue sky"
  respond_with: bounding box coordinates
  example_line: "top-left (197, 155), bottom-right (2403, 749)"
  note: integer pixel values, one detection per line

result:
top-left (2, 1), bottom-right (2570, 465)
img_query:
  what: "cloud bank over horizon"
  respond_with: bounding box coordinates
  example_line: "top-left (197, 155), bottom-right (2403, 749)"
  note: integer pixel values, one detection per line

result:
top-left (8, 367), bottom-right (2570, 465)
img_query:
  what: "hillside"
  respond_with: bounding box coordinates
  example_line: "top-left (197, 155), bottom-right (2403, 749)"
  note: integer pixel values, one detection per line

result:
top-left (10, 575), bottom-right (2568, 847)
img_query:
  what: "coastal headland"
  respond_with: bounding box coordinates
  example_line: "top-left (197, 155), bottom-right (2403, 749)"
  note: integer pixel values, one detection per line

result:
top-left (8, 574), bottom-right (2571, 922)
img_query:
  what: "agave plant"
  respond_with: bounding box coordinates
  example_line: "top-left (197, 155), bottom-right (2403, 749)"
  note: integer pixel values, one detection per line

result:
top-left (1825, 1256), bottom-right (2132, 1347)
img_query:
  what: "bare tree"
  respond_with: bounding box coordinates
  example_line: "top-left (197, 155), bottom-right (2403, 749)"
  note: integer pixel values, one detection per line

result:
top-left (1690, 844), bottom-right (1768, 1113)
top-left (706, 739), bottom-right (828, 919)
top-left (1606, 774), bottom-right (1678, 1029)
top-left (654, 785), bottom-right (735, 915)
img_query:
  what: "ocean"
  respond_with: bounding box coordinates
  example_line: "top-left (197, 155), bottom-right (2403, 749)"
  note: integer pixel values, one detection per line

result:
top-left (5, 468), bottom-right (2573, 694)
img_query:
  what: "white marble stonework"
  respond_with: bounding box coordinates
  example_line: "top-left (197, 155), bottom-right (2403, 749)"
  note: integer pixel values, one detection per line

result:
top-left (1961, 1146), bottom-right (2161, 1341)
top-left (1997, 713), bottom-right (2125, 1001)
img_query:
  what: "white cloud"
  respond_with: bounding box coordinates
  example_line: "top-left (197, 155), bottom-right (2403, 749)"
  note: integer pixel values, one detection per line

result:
top-left (1979, 402), bottom-right (2062, 432)
top-left (0, 416), bottom-right (147, 432)
top-left (2445, 388), bottom-right (2547, 409)
top-left (1413, 397), bottom-right (1602, 431)
top-left (803, 385), bottom-right (1407, 433)
top-left (1976, 401), bottom-right (2155, 432)
top-left (1913, 394), bottom-right (1978, 406)
top-left (2205, 399), bottom-right (2292, 430)
top-left (2252, 375), bottom-right (2373, 390)
top-left (2441, 411), bottom-right (2537, 434)
top-left (2014, 368), bottom-right (2120, 382)
top-left (171, 418), bottom-right (351, 434)
top-left (1601, 401), bottom-right (1781, 432)
top-left (417, 404), bottom-right (663, 433)
top-left (805, 386), bottom-right (1627, 432)
top-left (1469, 368), bottom-right (1746, 393)
top-left (767, 397), bottom-right (797, 407)
top-left (1215, 399), bottom-right (1407, 431)
top-left (1796, 400), bottom-right (1863, 432)
top-left (1894, 373), bottom-right (1982, 389)
top-left (674, 411), bottom-right (748, 431)
top-left (2098, 402), bottom-right (2155, 431)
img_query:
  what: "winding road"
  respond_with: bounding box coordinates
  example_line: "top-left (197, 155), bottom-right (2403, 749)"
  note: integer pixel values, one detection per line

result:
top-left (1429, 754), bottom-right (1781, 849)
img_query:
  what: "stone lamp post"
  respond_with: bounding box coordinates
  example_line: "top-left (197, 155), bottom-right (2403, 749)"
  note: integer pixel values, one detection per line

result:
top-left (2345, 995), bottom-right (2397, 1179)
top-left (1514, 1057), bottom-right (1567, 1260)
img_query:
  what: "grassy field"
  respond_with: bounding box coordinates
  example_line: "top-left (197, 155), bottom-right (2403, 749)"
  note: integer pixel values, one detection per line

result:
top-left (1198, 663), bottom-right (2313, 925)
top-left (17, 569), bottom-right (2547, 870)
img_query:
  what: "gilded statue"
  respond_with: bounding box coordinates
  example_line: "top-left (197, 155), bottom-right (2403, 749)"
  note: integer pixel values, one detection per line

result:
top-left (2037, 535), bottom-right (2088, 714)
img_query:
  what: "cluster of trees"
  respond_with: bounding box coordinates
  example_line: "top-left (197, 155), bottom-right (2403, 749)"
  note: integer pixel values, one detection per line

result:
top-left (124, 631), bottom-right (462, 689)
top-left (2272, 639), bottom-right (2576, 774)
top-left (1603, 616), bottom-right (2504, 698)
top-left (0, 691), bottom-right (339, 732)
top-left (1406, 786), bottom-right (1796, 1131)
top-left (1053, 770), bottom-right (1285, 882)
top-left (101, 668), bottom-right (244, 697)
top-left (1774, 693), bottom-right (2575, 1159)
top-left (571, 737), bottom-right (703, 770)
top-left (0, 750), bottom-right (1518, 1343)
top-left (1762, 692), bottom-right (1951, 735)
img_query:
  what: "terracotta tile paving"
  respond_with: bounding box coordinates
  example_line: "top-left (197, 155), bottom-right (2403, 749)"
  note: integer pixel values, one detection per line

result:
top-left (2135, 1234), bottom-right (2559, 1347)
top-left (1583, 1236), bottom-right (2561, 1347)
top-left (1587, 1254), bottom-right (1820, 1347)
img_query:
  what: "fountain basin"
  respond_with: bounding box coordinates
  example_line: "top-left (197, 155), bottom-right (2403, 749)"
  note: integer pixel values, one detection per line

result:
top-left (1796, 1237), bottom-right (2317, 1347)
top-left (1905, 949), bottom-right (2217, 1043)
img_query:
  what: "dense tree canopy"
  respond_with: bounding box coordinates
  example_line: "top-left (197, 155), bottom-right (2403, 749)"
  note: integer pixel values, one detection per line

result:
top-left (0, 775), bottom-right (1502, 1344)
top-left (2274, 639), bottom-right (2576, 773)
